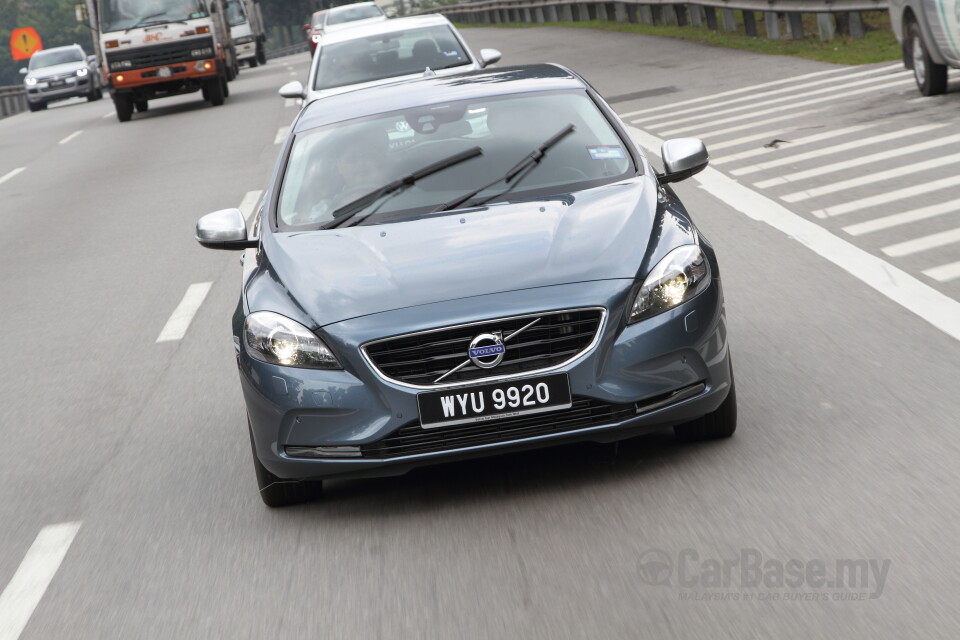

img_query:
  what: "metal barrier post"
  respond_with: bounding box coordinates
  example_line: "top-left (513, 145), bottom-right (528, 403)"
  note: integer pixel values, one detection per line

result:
top-left (721, 8), bottom-right (737, 31)
top-left (764, 11), bottom-right (781, 39)
top-left (849, 11), bottom-right (865, 38)
top-left (743, 10), bottom-right (758, 36)
top-left (704, 6), bottom-right (718, 29)
top-left (639, 5), bottom-right (653, 24)
top-left (817, 12), bottom-right (836, 41)
top-left (690, 4), bottom-right (703, 27)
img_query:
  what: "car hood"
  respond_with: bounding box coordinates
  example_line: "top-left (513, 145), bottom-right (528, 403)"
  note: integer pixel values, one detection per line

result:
top-left (27, 62), bottom-right (83, 80)
top-left (259, 178), bottom-right (658, 327)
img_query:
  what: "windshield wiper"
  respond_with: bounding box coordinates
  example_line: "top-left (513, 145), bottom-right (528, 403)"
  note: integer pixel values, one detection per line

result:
top-left (125, 14), bottom-right (188, 33)
top-left (322, 146), bottom-right (483, 230)
top-left (432, 124), bottom-right (575, 214)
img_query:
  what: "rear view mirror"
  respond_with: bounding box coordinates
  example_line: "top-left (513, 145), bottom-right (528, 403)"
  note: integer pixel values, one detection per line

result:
top-left (659, 138), bottom-right (709, 184)
top-left (19, 67), bottom-right (27, 75)
top-left (87, 55), bottom-right (97, 65)
top-left (278, 80), bottom-right (305, 99)
top-left (196, 208), bottom-right (256, 250)
top-left (479, 48), bottom-right (501, 67)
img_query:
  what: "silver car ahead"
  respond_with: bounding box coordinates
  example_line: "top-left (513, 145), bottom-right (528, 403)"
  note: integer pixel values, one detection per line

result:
top-left (21, 44), bottom-right (104, 111)
top-left (280, 14), bottom-right (501, 105)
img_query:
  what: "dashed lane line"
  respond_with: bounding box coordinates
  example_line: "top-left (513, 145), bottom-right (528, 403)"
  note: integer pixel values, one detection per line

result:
top-left (923, 261), bottom-right (960, 283)
top-left (274, 126), bottom-right (290, 144)
top-left (239, 190), bottom-right (263, 222)
top-left (628, 125), bottom-right (960, 343)
top-left (58, 130), bottom-right (83, 145)
top-left (156, 282), bottom-right (213, 343)
top-left (0, 168), bottom-right (25, 186)
top-left (882, 227), bottom-right (960, 258)
top-left (0, 522), bottom-right (82, 640)
top-left (813, 176), bottom-right (960, 218)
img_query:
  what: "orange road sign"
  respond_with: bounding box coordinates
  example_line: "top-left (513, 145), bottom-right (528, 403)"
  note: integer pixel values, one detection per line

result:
top-left (10, 27), bottom-right (43, 61)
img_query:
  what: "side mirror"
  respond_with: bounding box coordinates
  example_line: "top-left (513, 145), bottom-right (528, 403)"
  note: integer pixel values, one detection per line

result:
top-left (278, 80), bottom-right (305, 99)
top-left (87, 55), bottom-right (97, 65)
top-left (659, 138), bottom-right (708, 184)
top-left (303, 24), bottom-right (310, 31)
top-left (196, 208), bottom-right (257, 250)
top-left (479, 48), bottom-right (501, 67)
top-left (19, 67), bottom-right (27, 75)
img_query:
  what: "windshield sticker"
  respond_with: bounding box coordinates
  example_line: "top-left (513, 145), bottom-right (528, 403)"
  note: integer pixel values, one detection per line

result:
top-left (442, 50), bottom-right (460, 57)
top-left (588, 145), bottom-right (625, 160)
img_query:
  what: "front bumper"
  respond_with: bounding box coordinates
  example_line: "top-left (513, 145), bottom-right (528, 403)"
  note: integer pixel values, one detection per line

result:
top-left (241, 278), bottom-right (731, 481)
top-left (26, 76), bottom-right (92, 103)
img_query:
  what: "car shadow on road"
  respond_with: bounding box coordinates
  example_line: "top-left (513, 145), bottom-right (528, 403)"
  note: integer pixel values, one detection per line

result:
top-left (278, 428), bottom-right (734, 517)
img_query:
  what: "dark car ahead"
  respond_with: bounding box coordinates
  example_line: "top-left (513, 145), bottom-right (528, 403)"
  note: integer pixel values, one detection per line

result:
top-left (21, 44), bottom-right (103, 111)
top-left (197, 65), bottom-right (737, 507)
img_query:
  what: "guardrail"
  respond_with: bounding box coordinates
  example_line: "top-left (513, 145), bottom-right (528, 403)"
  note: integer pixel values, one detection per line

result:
top-left (266, 42), bottom-right (310, 60)
top-left (417, 0), bottom-right (889, 41)
top-left (0, 85), bottom-right (28, 120)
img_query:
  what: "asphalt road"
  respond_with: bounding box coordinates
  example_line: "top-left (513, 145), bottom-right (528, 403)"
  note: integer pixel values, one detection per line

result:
top-left (1, 27), bottom-right (959, 639)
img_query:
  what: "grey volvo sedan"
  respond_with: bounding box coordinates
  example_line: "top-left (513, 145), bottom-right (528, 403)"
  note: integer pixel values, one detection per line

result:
top-left (197, 65), bottom-right (736, 507)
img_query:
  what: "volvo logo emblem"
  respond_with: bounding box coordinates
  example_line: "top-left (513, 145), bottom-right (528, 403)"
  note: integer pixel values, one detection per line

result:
top-left (468, 332), bottom-right (505, 369)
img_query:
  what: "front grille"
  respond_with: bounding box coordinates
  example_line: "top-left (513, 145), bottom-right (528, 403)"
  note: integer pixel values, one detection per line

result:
top-left (363, 308), bottom-right (604, 387)
top-left (106, 38), bottom-right (214, 71)
top-left (360, 397), bottom-right (635, 459)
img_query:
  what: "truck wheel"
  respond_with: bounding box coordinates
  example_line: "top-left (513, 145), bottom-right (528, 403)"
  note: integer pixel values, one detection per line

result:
top-left (28, 102), bottom-right (41, 112)
top-left (222, 76), bottom-right (229, 98)
top-left (673, 372), bottom-right (737, 442)
top-left (205, 78), bottom-right (225, 106)
top-left (248, 421), bottom-right (322, 507)
top-left (256, 43), bottom-right (267, 65)
top-left (248, 57), bottom-right (258, 68)
top-left (134, 100), bottom-right (148, 112)
top-left (113, 94), bottom-right (133, 122)
top-left (907, 21), bottom-right (947, 96)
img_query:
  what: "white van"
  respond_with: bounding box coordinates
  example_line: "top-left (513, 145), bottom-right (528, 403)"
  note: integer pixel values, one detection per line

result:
top-left (890, 0), bottom-right (960, 95)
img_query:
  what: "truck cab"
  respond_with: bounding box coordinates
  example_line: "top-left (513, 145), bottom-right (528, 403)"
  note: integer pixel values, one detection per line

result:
top-left (227, 0), bottom-right (267, 68)
top-left (890, 0), bottom-right (960, 95)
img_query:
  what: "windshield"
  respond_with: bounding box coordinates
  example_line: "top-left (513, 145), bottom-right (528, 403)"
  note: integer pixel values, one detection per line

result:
top-left (277, 91), bottom-right (635, 229)
top-left (314, 25), bottom-right (470, 91)
top-left (226, 0), bottom-right (247, 26)
top-left (326, 5), bottom-right (383, 26)
top-left (311, 11), bottom-right (327, 28)
top-left (29, 48), bottom-right (84, 70)
top-left (99, 0), bottom-right (210, 32)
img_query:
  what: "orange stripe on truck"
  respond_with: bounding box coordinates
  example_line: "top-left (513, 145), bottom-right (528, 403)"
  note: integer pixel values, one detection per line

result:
top-left (110, 60), bottom-right (217, 89)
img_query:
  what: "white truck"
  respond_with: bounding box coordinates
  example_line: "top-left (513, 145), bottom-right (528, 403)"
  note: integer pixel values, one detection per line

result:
top-left (227, 0), bottom-right (267, 68)
top-left (83, 0), bottom-right (240, 121)
top-left (890, 0), bottom-right (960, 95)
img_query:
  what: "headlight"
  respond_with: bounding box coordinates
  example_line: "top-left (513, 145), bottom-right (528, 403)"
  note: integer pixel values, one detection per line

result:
top-left (77, 67), bottom-right (89, 77)
top-left (629, 245), bottom-right (710, 323)
top-left (244, 311), bottom-right (341, 369)
top-left (25, 77), bottom-right (37, 86)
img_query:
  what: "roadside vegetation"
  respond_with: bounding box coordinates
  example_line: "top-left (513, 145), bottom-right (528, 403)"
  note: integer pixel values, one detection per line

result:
top-left (459, 11), bottom-right (901, 65)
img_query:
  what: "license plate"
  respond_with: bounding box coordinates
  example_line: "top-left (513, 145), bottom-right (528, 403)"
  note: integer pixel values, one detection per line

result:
top-left (417, 373), bottom-right (572, 429)
top-left (49, 80), bottom-right (66, 87)
top-left (157, 66), bottom-right (173, 78)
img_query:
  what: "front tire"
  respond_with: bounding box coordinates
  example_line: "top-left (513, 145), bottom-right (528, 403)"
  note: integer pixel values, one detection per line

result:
top-left (907, 21), bottom-right (947, 96)
top-left (248, 422), bottom-right (322, 507)
top-left (205, 77), bottom-right (225, 106)
top-left (134, 100), bottom-right (148, 112)
top-left (113, 94), bottom-right (133, 122)
top-left (674, 373), bottom-right (737, 442)
top-left (28, 102), bottom-right (42, 112)
top-left (248, 57), bottom-right (258, 68)
top-left (256, 43), bottom-right (267, 65)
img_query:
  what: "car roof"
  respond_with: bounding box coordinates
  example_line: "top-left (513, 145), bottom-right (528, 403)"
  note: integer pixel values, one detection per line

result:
top-left (295, 64), bottom-right (585, 134)
top-left (317, 14), bottom-right (452, 46)
top-left (327, 1), bottom-right (380, 13)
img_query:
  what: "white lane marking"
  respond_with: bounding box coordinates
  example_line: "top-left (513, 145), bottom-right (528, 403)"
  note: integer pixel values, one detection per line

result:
top-left (712, 124), bottom-right (874, 163)
top-left (756, 132), bottom-right (960, 189)
top-left (629, 124), bottom-right (960, 342)
top-left (843, 201), bottom-right (959, 236)
top-left (648, 73), bottom-right (911, 130)
top-left (274, 126), bottom-right (290, 144)
top-left (156, 282), bottom-right (213, 343)
top-left (0, 168), bottom-right (25, 186)
top-left (731, 124), bottom-right (946, 176)
top-left (289, 71), bottom-right (297, 76)
top-left (923, 260), bottom-right (960, 283)
top-left (882, 227), bottom-right (960, 257)
top-left (283, 98), bottom-right (299, 108)
top-left (781, 151), bottom-right (960, 203)
top-left (239, 189), bottom-right (263, 222)
top-left (0, 522), bottom-right (82, 640)
top-left (813, 176), bottom-right (960, 218)
top-left (686, 108), bottom-right (827, 140)
top-left (639, 65), bottom-right (902, 124)
top-left (102, 111), bottom-right (113, 119)
top-left (658, 78), bottom-right (912, 136)
top-left (617, 65), bottom-right (891, 118)
top-left (58, 130), bottom-right (83, 145)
